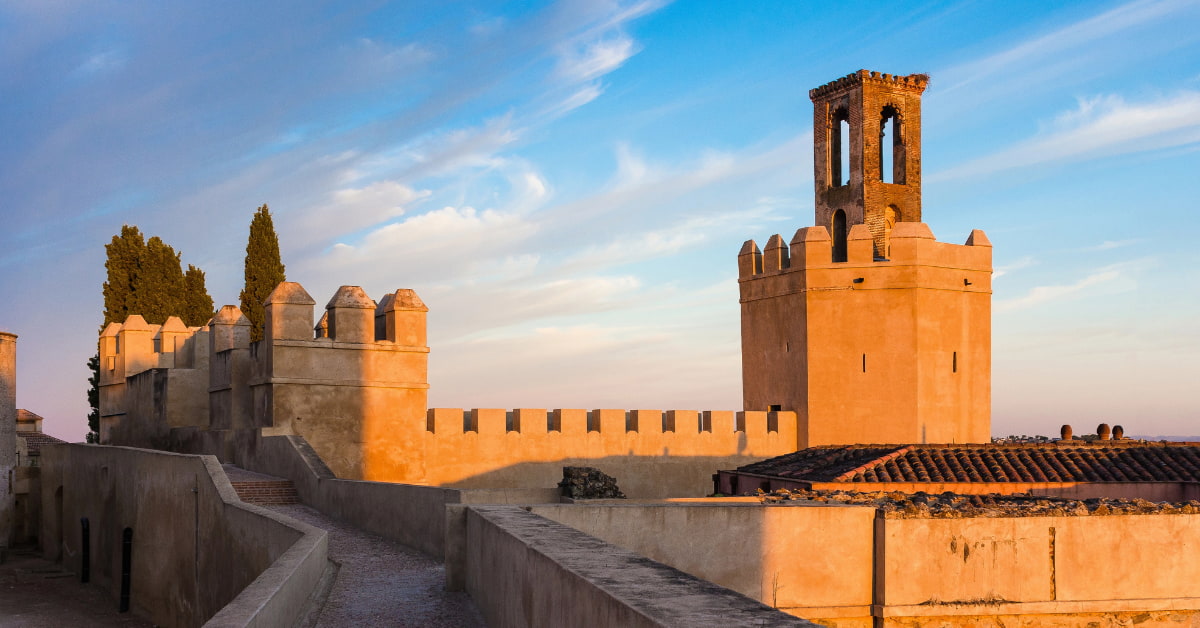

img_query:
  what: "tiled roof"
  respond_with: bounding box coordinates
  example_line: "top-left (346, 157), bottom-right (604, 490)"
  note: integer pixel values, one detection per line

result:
top-left (736, 443), bottom-right (1200, 484)
top-left (17, 431), bottom-right (66, 456)
top-left (16, 409), bottom-right (44, 423)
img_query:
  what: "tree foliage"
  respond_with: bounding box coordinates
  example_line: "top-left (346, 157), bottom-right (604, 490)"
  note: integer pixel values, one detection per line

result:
top-left (90, 224), bottom-right (214, 441)
top-left (239, 204), bottom-right (286, 342)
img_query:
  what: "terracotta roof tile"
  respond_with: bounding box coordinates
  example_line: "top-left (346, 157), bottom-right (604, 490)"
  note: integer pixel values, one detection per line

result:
top-left (17, 431), bottom-right (66, 456)
top-left (737, 442), bottom-right (1200, 484)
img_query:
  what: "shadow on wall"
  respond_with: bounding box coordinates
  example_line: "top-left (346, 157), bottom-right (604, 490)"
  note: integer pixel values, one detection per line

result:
top-left (445, 454), bottom-right (772, 499)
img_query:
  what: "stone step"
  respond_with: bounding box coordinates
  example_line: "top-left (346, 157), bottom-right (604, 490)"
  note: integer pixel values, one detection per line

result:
top-left (230, 480), bottom-right (300, 505)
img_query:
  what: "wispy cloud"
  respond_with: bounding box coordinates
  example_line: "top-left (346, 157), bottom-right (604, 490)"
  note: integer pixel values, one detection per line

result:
top-left (994, 256), bottom-right (1038, 279)
top-left (938, 0), bottom-right (1196, 95)
top-left (996, 259), bottom-right (1153, 312)
top-left (556, 34), bottom-right (638, 82)
top-left (931, 91), bottom-right (1200, 181)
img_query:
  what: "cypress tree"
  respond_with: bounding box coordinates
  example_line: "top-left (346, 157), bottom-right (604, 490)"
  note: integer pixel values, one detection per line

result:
top-left (183, 264), bottom-right (215, 327)
top-left (139, 236), bottom-right (187, 325)
top-left (91, 225), bottom-right (212, 442)
top-left (240, 204), bottom-right (286, 342)
top-left (103, 225), bottom-right (146, 326)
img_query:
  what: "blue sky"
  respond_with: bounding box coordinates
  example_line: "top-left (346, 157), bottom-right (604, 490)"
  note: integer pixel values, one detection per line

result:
top-left (1, 0), bottom-right (1198, 441)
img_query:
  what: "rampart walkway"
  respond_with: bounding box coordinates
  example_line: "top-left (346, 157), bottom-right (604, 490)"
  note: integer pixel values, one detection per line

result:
top-left (266, 503), bottom-right (485, 628)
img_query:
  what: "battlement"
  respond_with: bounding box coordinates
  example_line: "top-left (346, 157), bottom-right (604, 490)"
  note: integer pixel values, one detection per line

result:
top-left (738, 223), bottom-right (992, 282)
top-left (426, 408), bottom-right (794, 436)
top-left (808, 69), bottom-right (929, 100)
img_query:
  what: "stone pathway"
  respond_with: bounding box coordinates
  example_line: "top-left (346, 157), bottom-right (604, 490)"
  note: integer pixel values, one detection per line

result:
top-left (266, 504), bottom-right (485, 628)
top-left (0, 548), bottom-right (152, 628)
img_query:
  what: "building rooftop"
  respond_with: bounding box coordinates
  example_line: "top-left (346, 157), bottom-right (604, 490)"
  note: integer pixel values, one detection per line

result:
top-left (736, 442), bottom-right (1200, 484)
top-left (17, 431), bottom-right (66, 456)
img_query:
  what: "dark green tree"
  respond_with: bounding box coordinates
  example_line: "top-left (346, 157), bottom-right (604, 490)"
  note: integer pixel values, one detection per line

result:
top-left (239, 204), bottom-right (286, 342)
top-left (183, 264), bottom-right (215, 327)
top-left (89, 225), bottom-right (213, 442)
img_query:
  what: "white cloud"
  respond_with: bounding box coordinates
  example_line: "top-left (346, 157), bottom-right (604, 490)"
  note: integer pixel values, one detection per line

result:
top-left (993, 256), bottom-right (1037, 279)
top-left (931, 91), bottom-right (1200, 181)
top-left (73, 49), bottom-right (125, 76)
top-left (996, 259), bottom-right (1152, 312)
top-left (938, 0), bottom-right (1193, 95)
top-left (556, 34), bottom-right (638, 82)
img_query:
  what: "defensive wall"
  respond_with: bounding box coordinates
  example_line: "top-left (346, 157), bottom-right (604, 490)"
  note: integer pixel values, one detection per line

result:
top-left (739, 222), bottom-right (992, 446)
top-left (98, 281), bottom-right (801, 498)
top-left (1, 332), bottom-right (15, 555)
top-left (39, 443), bottom-right (328, 628)
top-left (521, 499), bottom-right (1200, 627)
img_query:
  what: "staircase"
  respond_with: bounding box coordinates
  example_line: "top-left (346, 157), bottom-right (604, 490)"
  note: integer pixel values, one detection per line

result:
top-left (222, 464), bottom-right (300, 505)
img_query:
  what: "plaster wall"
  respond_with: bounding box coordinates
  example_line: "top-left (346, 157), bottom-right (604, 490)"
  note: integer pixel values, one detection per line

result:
top-left (39, 444), bottom-right (326, 628)
top-left (531, 502), bottom-right (875, 621)
top-left (0, 332), bottom-right (15, 551)
top-left (740, 224), bottom-right (991, 445)
top-left (463, 505), bottom-right (817, 628)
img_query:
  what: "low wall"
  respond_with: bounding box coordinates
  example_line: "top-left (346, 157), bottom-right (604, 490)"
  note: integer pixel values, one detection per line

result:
top-left (248, 434), bottom-right (558, 560)
top-left (420, 408), bottom-right (798, 497)
top-left (463, 505), bottom-right (817, 628)
top-left (525, 500), bottom-right (1200, 628)
top-left (40, 444), bottom-right (327, 628)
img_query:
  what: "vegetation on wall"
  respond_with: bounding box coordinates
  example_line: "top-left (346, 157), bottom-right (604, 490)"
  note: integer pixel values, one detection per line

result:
top-left (239, 204), bottom-right (287, 343)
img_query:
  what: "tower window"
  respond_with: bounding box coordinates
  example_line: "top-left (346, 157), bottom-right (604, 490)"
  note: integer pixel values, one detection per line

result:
top-left (831, 108), bottom-right (850, 187)
top-left (862, 353), bottom-right (867, 373)
top-left (953, 351), bottom-right (958, 373)
top-left (832, 209), bottom-right (848, 263)
top-left (879, 106), bottom-right (904, 184)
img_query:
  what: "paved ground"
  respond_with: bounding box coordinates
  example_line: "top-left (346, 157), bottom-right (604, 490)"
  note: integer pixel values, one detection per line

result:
top-left (267, 504), bottom-right (486, 628)
top-left (0, 547), bottom-right (152, 628)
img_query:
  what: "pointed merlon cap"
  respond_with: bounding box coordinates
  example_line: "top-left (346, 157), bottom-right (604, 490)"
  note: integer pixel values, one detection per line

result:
top-left (375, 292), bottom-right (395, 316)
top-left (790, 226), bottom-right (831, 244)
top-left (848, 224), bottom-right (873, 241)
top-left (121, 315), bottom-right (153, 331)
top-left (211, 305), bottom-right (251, 327)
top-left (889, 222), bottom-right (935, 240)
top-left (265, 281), bottom-right (316, 306)
top-left (738, 239), bottom-right (760, 256)
top-left (159, 316), bottom-right (188, 332)
top-left (965, 229), bottom-right (991, 247)
top-left (101, 322), bottom-right (122, 337)
top-left (314, 311), bottom-right (329, 337)
top-left (326, 285), bottom-right (375, 309)
top-left (385, 289), bottom-right (428, 312)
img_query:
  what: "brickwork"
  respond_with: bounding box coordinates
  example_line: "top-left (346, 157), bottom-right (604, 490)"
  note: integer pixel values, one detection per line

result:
top-left (811, 70), bottom-right (928, 257)
top-left (230, 480), bottom-right (299, 505)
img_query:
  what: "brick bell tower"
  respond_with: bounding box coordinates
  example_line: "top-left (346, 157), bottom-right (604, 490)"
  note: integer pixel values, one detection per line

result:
top-left (739, 70), bottom-right (992, 446)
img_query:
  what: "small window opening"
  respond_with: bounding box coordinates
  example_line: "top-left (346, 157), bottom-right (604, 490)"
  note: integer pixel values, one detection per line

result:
top-left (831, 108), bottom-right (850, 187)
top-left (862, 354), bottom-right (867, 373)
top-left (768, 404), bottom-right (782, 412)
top-left (832, 209), bottom-right (848, 263)
top-left (953, 351), bottom-right (958, 373)
top-left (879, 106), bottom-right (904, 184)
top-left (784, 342), bottom-right (790, 352)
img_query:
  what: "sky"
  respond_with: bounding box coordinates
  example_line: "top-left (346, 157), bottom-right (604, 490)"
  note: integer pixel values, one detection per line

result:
top-left (1, 0), bottom-right (1198, 442)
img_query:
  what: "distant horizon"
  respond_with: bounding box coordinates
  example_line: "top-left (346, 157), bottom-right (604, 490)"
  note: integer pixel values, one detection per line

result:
top-left (2, 0), bottom-right (1197, 441)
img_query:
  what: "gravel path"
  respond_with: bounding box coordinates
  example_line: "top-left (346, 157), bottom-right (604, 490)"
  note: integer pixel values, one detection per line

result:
top-left (266, 504), bottom-right (485, 628)
top-left (0, 548), bottom-right (153, 628)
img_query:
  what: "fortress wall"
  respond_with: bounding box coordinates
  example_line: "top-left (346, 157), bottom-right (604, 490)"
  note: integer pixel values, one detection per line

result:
top-left (524, 500), bottom-right (1200, 627)
top-left (39, 444), bottom-right (327, 628)
top-left (531, 502), bottom-right (875, 620)
top-left (418, 408), bottom-right (799, 497)
top-left (1, 332), bottom-right (16, 551)
top-left (462, 505), bottom-right (818, 628)
top-left (878, 513), bottom-right (1200, 625)
top-left (808, 481), bottom-right (1197, 502)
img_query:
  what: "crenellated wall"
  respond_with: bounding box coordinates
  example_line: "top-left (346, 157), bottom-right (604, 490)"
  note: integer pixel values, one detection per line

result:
top-left (98, 281), bottom-right (800, 496)
top-left (418, 408), bottom-right (799, 497)
top-left (740, 222), bottom-right (992, 446)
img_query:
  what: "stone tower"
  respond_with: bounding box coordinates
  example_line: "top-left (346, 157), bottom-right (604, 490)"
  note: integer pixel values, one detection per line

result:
top-left (739, 70), bottom-right (992, 446)
top-left (812, 69), bottom-right (927, 258)
top-left (1, 332), bottom-right (16, 554)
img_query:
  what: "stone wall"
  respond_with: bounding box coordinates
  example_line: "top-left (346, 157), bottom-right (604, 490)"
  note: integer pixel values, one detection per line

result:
top-left (529, 499), bottom-right (1200, 627)
top-left (39, 444), bottom-right (327, 627)
top-left (462, 505), bottom-right (817, 628)
top-left (0, 332), bottom-right (15, 553)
